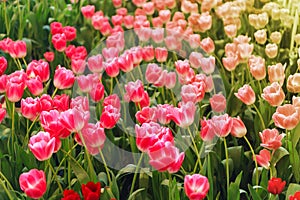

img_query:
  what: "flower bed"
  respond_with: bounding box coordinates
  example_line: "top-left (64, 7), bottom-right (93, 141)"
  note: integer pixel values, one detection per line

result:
top-left (0, 0), bottom-right (300, 199)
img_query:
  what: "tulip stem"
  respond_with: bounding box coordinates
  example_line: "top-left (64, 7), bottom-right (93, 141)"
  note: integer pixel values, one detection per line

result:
top-left (11, 103), bottom-right (15, 147)
top-left (252, 104), bottom-right (266, 130)
top-left (51, 87), bottom-right (58, 98)
top-left (0, 171), bottom-right (14, 200)
top-left (24, 115), bottom-right (39, 147)
top-left (110, 77), bottom-right (114, 95)
top-left (244, 136), bottom-right (259, 188)
top-left (98, 148), bottom-right (112, 185)
top-left (231, 71), bottom-right (234, 88)
top-left (16, 58), bottom-right (23, 70)
top-left (187, 127), bottom-right (202, 171)
top-left (21, 58), bottom-right (27, 68)
top-left (223, 137), bottom-right (230, 199)
top-left (47, 160), bottom-right (63, 193)
top-left (129, 153), bottom-right (144, 196)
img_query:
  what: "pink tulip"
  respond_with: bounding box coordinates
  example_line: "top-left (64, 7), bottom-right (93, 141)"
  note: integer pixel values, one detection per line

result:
top-left (148, 141), bottom-right (184, 173)
top-left (60, 107), bottom-right (90, 133)
top-left (6, 71), bottom-right (27, 102)
top-left (248, 55), bottom-right (266, 80)
top-left (168, 101), bottom-right (196, 128)
top-left (254, 149), bottom-right (270, 169)
top-left (272, 104), bottom-right (300, 130)
top-left (0, 75), bottom-right (7, 93)
top-left (135, 122), bottom-right (173, 152)
top-left (118, 52), bottom-right (134, 72)
top-left (159, 10), bottom-right (171, 23)
top-left (222, 55), bottom-right (239, 71)
top-left (287, 73), bottom-right (300, 93)
top-left (77, 74), bottom-right (99, 93)
top-left (100, 105), bottom-right (121, 129)
top-left (165, 72), bottom-right (176, 89)
top-left (89, 82), bottom-right (105, 102)
top-left (28, 131), bottom-right (56, 161)
top-left (200, 118), bottom-right (216, 141)
top-left (230, 117), bottom-right (247, 138)
top-left (151, 28), bottom-right (164, 43)
top-left (156, 104), bottom-right (174, 124)
top-left (268, 63), bottom-right (285, 86)
top-left (70, 96), bottom-right (89, 112)
top-left (103, 94), bottom-right (121, 111)
top-left (142, 46), bottom-right (155, 62)
top-left (105, 58), bottom-right (120, 77)
top-left (38, 94), bottom-right (53, 112)
top-left (81, 5), bottom-right (95, 19)
top-left (184, 174), bottom-right (210, 200)
top-left (53, 94), bottom-right (70, 112)
top-left (152, 17), bottom-right (163, 28)
top-left (87, 54), bottom-right (104, 73)
top-left (211, 114), bottom-right (233, 138)
top-left (136, 106), bottom-right (157, 124)
top-left (0, 104), bottom-right (6, 123)
top-left (137, 91), bottom-right (150, 108)
top-left (52, 33), bottom-right (67, 52)
top-left (63, 26), bottom-right (76, 41)
top-left (50, 22), bottom-right (63, 35)
top-left (124, 15), bottom-right (134, 29)
top-left (200, 37), bottom-right (215, 54)
top-left (9, 40), bottom-right (27, 58)
top-left (262, 82), bottom-right (285, 107)
top-left (234, 84), bottom-right (256, 105)
top-left (27, 59), bottom-right (50, 83)
top-left (189, 52), bottom-right (202, 69)
top-left (54, 66), bottom-right (75, 89)
top-left (26, 77), bottom-right (43, 96)
top-left (155, 47), bottom-right (168, 62)
top-left (146, 63), bottom-right (163, 85)
top-left (21, 97), bottom-right (41, 121)
top-left (0, 56), bottom-right (7, 76)
top-left (112, 15), bottom-right (123, 26)
top-left (19, 169), bottom-right (47, 199)
top-left (200, 56), bottom-right (215, 74)
top-left (209, 94), bottom-right (226, 113)
top-left (81, 123), bottom-right (106, 155)
top-left (44, 51), bottom-right (55, 62)
top-left (112, 0), bottom-right (122, 8)
top-left (71, 59), bottom-right (86, 75)
top-left (259, 129), bottom-right (284, 150)
top-left (188, 34), bottom-right (201, 49)
top-left (124, 80), bottom-right (145, 103)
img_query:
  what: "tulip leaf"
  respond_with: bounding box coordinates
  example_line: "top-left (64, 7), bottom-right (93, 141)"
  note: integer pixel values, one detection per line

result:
top-left (70, 159), bottom-right (90, 184)
top-left (271, 147), bottom-right (289, 165)
top-left (248, 184), bottom-right (263, 200)
top-left (228, 146), bottom-right (243, 171)
top-left (285, 183), bottom-right (300, 200)
top-left (128, 188), bottom-right (146, 200)
top-left (291, 123), bottom-right (300, 147)
top-left (228, 171), bottom-right (243, 200)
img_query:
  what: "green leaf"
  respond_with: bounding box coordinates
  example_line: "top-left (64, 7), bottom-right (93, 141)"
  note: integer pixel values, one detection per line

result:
top-left (128, 188), bottom-right (146, 200)
top-left (248, 184), bottom-right (263, 200)
top-left (285, 183), bottom-right (300, 200)
top-left (228, 172), bottom-right (243, 200)
top-left (271, 147), bottom-right (289, 165)
top-left (70, 159), bottom-right (89, 184)
top-left (228, 146), bottom-right (243, 171)
top-left (110, 172), bottom-right (120, 199)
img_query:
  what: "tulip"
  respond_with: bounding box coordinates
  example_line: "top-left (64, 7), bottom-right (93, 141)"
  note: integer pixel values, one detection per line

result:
top-left (156, 104), bottom-right (174, 125)
top-left (81, 182), bottom-right (101, 200)
top-left (61, 189), bottom-right (80, 200)
top-left (143, 2), bottom-right (155, 15)
top-left (124, 15), bottom-right (134, 29)
top-left (53, 94), bottom-right (70, 112)
top-left (200, 118), bottom-right (216, 141)
top-left (0, 56), bottom-right (7, 76)
top-left (81, 123), bottom-right (106, 155)
top-left (265, 43), bottom-right (278, 59)
top-left (188, 34), bottom-right (201, 49)
top-left (28, 131), bottom-right (56, 161)
top-left (259, 128), bottom-right (284, 150)
top-left (27, 59), bottom-right (50, 83)
top-left (198, 12), bottom-right (212, 32)
top-left (81, 5), bottom-right (95, 19)
top-left (254, 29), bottom-right (267, 44)
top-left (255, 149), bottom-right (271, 169)
top-left (100, 105), bottom-right (120, 129)
top-left (124, 80), bottom-right (145, 103)
top-left (6, 78), bottom-right (26, 103)
top-left (267, 177), bottom-right (286, 195)
top-left (50, 22), bottom-right (63, 35)
top-left (87, 54), bottom-right (104, 73)
top-left (261, 82), bottom-right (285, 107)
top-left (103, 94), bottom-right (121, 111)
top-left (39, 94), bottom-right (53, 112)
top-left (272, 104), bottom-right (300, 130)
top-left (268, 63), bottom-right (285, 86)
top-left (184, 174), bottom-right (209, 200)
top-left (43, 51), bottom-right (55, 62)
top-left (26, 77), bottom-right (43, 96)
top-left (21, 97), bottom-right (41, 121)
top-left (165, 72), bottom-right (176, 89)
top-left (209, 94), bottom-right (226, 113)
top-left (60, 107), bottom-right (90, 133)
top-left (0, 75), bottom-right (7, 93)
top-left (112, 0), bottom-right (122, 8)
top-left (224, 24), bottom-right (237, 38)
top-left (19, 169), bottom-right (47, 199)
top-left (145, 63), bottom-right (163, 85)
top-left (248, 55), bottom-right (266, 80)
top-left (89, 82), bottom-right (105, 102)
top-left (211, 114), bottom-right (233, 138)
top-left (9, 40), bottom-right (27, 58)
top-left (189, 52), bottom-right (202, 69)
top-left (148, 141), bottom-right (185, 173)
top-left (63, 26), bottom-right (77, 41)
top-left (270, 32), bottom-right (282, 44)
top-left (52, 33), bottom-right (67, 52)
top-left (234, 84), bottom-right (256, 105)
top-left (200, 37), bottom-right (215, 54)
top-left (112, 15), bottom-right (123, 26)
top-left (77, 74), bottom-right (98, 93)
top-left (287, 73), bottom-right (300, 93)
top-left (0, 104), bottom-right (6, 123)
top-left (54, 66), bottom-right (75, 89)
top-left (105, 58), bottom-right (120, 77)
top-left (222, 56), bottom-right (239, 71)
top-left (200, 56), bottom-right (215, 74)
top-left (118, 52), bottom-right (134, 72)
top-left (289, 191), bottom-right (300, 200)
top-left (135, 107), bottom-right (157, 124)
top-left (155, 47), bottom-right (168, 63)
top-left (142, 46), bottom-right (155, 62)
top-left (168, 101), bottom-right (196, 128)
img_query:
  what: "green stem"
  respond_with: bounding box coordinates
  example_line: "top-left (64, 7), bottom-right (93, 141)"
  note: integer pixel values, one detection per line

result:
top-left (231, 71), bottom-right (234, 88)
top-left (98, 148), bottom-right (112, 185)
top-left (110, 77), bottom-right (113, 95)
top-left (51, 87), bottom-right (58, 98)
top-left (11, 103), bottom-right (15, 147)
top-left (3, 1), bottom-right (10, 35)
top-left (0, 179), bottom-right (13, 200)
top-left (47, 160), bottom-right (63, 193)
top-left (129, 153), bottom-right (144, 195)
top-left (0, 171), bottom-right (14, 200)
top-left (137, 65), bottom-right (144, 82)
top-left (252, 104), bottom-right (266, 130)
top-left (22, 58), bottom-right (28, 68)
top-left (244, 136), bottom-right (259, 187)
top-left (187, 127), bottom-right (202, 171)
top-left (224, 137), bottom-right (230, 199)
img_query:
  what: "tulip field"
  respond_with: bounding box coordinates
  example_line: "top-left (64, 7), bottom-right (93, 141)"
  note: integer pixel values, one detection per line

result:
top-left (2, 0), bottom-right (300, 199)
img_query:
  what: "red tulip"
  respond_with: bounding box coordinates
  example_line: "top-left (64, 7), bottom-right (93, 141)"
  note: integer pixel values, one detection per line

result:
top-left (28, 131), bottom-right (56, 161)
top-left (272, 104), bottom-right (300, 130)
top-left (289, 191), bottom-right (300, 200)
top-left (9, 40), bottom-right (27, 58)
top-left (50, 22), bottom-right (63, 35)
top-left (255, 149), bottom-right (271, 169)
top-left (184, 174), bottom-right (209, 200)
top-left (43, 51), bottom-right (55, 62)
top-left (235, 84), bottom-right (256, 105)
top-left (63, 26), bottom-right (77, 41)
top-left (54, 66), bottom-right (75, 89)
top-left (209, 94), bottom-right (226, 113)
top-left (267, 177), bottom-right (286, 195)
top-left (81, 182), bottom-right (101, 200)
top-left (52, 33), bottom-right (67, 52)
top-left (230, 116), bottom-right (247, 138)
top-left (61, 189), bottom-right (80, 200)
top-left (19, 169), bottom-right (46, 199)
top-left (89, 82), bottom-right (105, 102)
top-left (81, 5), bottom-right (95, 19)
top-left (0, 56), bottom-right (7, 76)
top-left (21, 97), bottom-right (41, 121)
top-left (259, 129), bottom-right (284, 150)
top-left (81, 122), bottom-right (106, 155)
top-left (60, 107), bottom-right (90, 133)
top-left (136, 106), bottom-right (157, 124)
top-left (148, 141), bottom-right (184, 173)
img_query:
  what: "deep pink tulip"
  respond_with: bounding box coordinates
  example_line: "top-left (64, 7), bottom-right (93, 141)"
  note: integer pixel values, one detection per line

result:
top-left (184, 174), bottom-right (210, 200)
top-left (138, 91), bottom-right (150, 108)
top-left (89, 82), bottom-right (105, 102)
top-left (124, 15), bottom-right (135, 29)
top-left (0, 74), bottom-right (7, 93)
top-left (39, 94), bottom-right (53, 112)
top-left (60, 107), bottom-right (90, 133)
top-left (28, 131), bottom-right (56, 161)
top-left (118, 52), bottom-right (134, 72)
top-left (26, 77), bottom-right (43, 96)
top-left (0, 104), bottom-right (6, 123)
top-left (54, 66), bottom-right (75, 89)
top-left (52, 33), bottom-right (67, 52)
top-left (50, 22), bottom-right (63, 35)
top-left (6, 70), bottom-right (27, 102)
top-left (53, 94), bottom-right (70, 112)
top-left (105, 58), bottom-right (120, 77)
top-left (103, 94), bottom-right (121, 111)
top-left (9, 40), bottom-right (27, 58)
top-left (0, 38), bottom-right (13, 53)
top-left (255, 149), bottom-right (271, 169)
top-left (81, 5), bottom-right (95, 19)
top-left (63, 26), bottom-right (77, 41)
top-left (26, 59), bottom-right (50, 83)
top-left (168, 101), bottom-right (196, 128)
top-left (155, 47), bottom-right (168, 63)
top-left (100, 105), bottom-right (121, 129)
top-left (124, 80), bottom-right (145, 103)
top-left (44, 51), bottom-right (55, 62)
top-left (200, 118), bottom-right (215, 141)
top-left (136, 106), bottom-right (157, 124)
top-left (112, 0), bottom-right (122, 8)
top-left (19, 169), bottom-right (47, 199)
top-left (77, 74), bottom-right (99, 93)
top-left (142, 46), bottom-right (155, 62)
top-left (81, 122), bottom-right (106, 155)
top-left (0, 56), bottom-right (7, 76)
